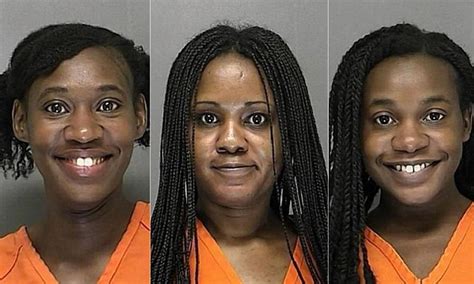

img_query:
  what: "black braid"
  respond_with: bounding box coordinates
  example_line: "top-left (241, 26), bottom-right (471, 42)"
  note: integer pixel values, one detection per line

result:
top-left (152, 24), bottom-right (328, 283)
top-left (329, 23), bottom-right (474, 283)
top-left (0, 23), bottom-right (150, 179)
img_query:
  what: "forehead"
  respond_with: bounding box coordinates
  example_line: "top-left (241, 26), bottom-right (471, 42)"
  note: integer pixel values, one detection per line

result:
top-left (363, 54), bottom-right (459, 106)
top-left (27, 46), bottom-right (133, 99)
top-left (195, 53), bottom-right (272, 103)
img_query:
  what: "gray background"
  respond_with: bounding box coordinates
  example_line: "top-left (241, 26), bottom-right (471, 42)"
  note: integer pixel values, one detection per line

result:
top-left (150, 0), bottom-right (329, 209)
top-left (0, 0), bottom-right (150, 236)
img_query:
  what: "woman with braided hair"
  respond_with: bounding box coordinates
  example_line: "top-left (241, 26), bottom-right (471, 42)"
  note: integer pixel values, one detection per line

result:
top-left (330, 23), bottom-right (474, 283)
top-left (0, 23), bottom-right (150, 283)
top-left (152, 24), bottom-right (327, 283)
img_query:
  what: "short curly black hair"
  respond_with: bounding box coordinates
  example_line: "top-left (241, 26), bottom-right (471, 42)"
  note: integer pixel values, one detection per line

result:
top-left (0, 23), bottom-right (150, 179)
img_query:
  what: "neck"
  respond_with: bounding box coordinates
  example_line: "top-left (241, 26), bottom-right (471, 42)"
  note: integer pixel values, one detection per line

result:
top-left (28, 190), bottom-right (134, 262)
top-left (197, 197), bottom-right (281, 241)
top-left (369, 186), bottom-right (471, 235)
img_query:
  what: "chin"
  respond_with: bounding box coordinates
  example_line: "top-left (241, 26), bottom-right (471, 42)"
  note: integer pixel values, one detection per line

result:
top-left (210, 186), bottom-right (262, 208)
top-left (386, 186), bottom-right (442, 208)
top-left (49, 181), bottom-right (117, 209)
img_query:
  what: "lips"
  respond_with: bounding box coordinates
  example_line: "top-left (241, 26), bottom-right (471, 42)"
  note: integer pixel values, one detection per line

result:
top-left (382, 159), bottom-right (441, 186)
top-left (54, 150), bottom-right (114, 179)
top-left (211, 162), bottom-right (257, 176)
top-left (65, 157), bottom-right (108, 167)
top-left (385, 161), bottom-right (438, 174)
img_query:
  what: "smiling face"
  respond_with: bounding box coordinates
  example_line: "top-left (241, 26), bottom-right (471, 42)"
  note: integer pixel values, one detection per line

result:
top-left (361, 54), bottom-right (472, 206)
top-left (193, 52), bottom-right (283, 209)
top-left (12, 47), bottom-right (147, 210)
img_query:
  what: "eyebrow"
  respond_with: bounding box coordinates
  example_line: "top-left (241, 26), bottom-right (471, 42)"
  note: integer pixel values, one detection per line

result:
top-left (367, 95), bottom-right (452, 108)
top-left (39, 86), bottom-right (68, 99)
top-left (420, 95), bottom-right (451, 105)
top-left (194, 100), bottom-right (270, 106)
top-left (367, 98), bottom-right (394, 108)
top-left (38, 84), bottom-right (127, 100)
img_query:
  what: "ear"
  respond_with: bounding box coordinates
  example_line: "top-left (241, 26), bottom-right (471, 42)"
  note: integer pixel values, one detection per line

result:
top-left (462, 104), bottom-right (472, 142)
top-left (134, 93), bottom-right (147, 140)
top-left (12, 99), bottom-right (29, 142)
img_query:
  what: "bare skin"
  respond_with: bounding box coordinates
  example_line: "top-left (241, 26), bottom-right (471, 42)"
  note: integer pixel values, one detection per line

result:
top-left (198, 197), bottom-right (297, 284)
top-left (368, 192), bottom-right (470, 278)
top-left (28, 194), bottom-right (133, 283)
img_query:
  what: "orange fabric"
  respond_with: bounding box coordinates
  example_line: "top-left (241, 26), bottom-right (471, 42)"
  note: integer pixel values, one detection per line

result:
top-left (363, 202), bottom-right (474, 284)
top-left (0, 201), bottom-right (150, 284)
top-left (190, 219), bottom-right (314, 283)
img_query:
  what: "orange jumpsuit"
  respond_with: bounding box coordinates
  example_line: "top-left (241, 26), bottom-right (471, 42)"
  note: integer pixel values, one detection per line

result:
top-left (190, 219), bottom-right (314, 283)
top-left (364, 202), bottom-right (474, 284)
top-left (0, 201), bottom-right (150, 284)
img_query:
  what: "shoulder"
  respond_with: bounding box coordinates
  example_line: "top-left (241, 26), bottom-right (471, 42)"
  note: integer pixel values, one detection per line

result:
top-left (0, 228), bottom-right (24, 279)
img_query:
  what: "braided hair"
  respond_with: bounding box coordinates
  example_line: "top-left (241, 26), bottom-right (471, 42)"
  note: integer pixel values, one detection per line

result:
top-left (329, 23), bottom-right (474, 283)
top-left (151, 24), bottom-right (328, 283)
top-left (0, 23), bottom-right (150, 179)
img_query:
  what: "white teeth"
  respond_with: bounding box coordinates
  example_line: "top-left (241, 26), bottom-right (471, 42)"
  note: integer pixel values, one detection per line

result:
top-left (84, 158), bottom-right (93, 167)
top-left (393, 162), bottom-right (431, 174)
top-left (71, 157), bottom-right (105, 167)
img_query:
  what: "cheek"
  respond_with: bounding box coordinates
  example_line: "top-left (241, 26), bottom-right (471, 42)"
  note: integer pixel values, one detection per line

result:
top-left (251, 133), bottom-right (277, 169)
top-left (431, 130), bottom-right (464, 161)
top-left (27, 120), bottom-right (62, 154)
top-left (361, 129), bottom-right (389, 167)
top-left (193, 131), bottom-right (216, 163)
top-left (106, 119), bottom-right (136, 142)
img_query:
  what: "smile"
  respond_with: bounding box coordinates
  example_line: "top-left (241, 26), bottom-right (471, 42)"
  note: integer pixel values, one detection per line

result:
top-left (55, 153), bottom-right (113, 180)
top-left (212, 164), bottom-right (256, 176)
top-left (57, 155), bottom-right (112, 167)
top-left (67, 157), bottom-right (107, 167)
top-left (391, 162), bottom-right (432, 174)
top-left (216, 166), bottom-right (254, 171)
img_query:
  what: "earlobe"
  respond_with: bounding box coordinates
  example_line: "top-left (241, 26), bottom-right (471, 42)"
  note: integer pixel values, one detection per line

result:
top-left (134, 94), bottom-right (147, 139)
top-left (462, 104), bottom-right (473, 142)
top-left (12, 99), bottom-right (29, 142)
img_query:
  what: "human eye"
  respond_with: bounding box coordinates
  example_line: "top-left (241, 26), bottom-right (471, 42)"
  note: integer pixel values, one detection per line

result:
top-left (244, 113), bottom-right (269, 127)
top-left (374, 114), bottom-right (396, 126)
top-left (97, 99), bottom-right (120, 112)
top-left (423, 110), bottom-right (445, 123)
top-left (44, 101), bottom-right (69, 115)
top-left (196, 113), bottom-right (219, 126)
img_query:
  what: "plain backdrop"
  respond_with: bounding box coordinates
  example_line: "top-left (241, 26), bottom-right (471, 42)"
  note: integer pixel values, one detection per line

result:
top-left (0, 0), bottom-right (150, 236)
top-left (150, 0), bottom-right (329, 210)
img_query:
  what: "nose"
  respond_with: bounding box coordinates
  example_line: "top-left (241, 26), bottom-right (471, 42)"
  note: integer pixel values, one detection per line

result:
top-left (64, 107), bottom-right (103, 143)
top-left (216, 120), bottom-right (248, 154)
top-left (391, 121), bottom-right (429, 153)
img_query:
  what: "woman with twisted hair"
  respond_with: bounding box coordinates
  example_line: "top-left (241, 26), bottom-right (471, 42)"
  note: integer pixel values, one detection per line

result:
top-left (330, 23), bottom-right (474, 283)
top-left (0, 23), bottom-right (150, 283)
top-left (152, 24), bottom-right (327, 283)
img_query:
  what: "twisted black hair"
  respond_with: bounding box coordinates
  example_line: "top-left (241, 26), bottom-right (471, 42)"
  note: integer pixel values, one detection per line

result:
top-left (329, 23), bottom-right (474, 283)
top-left (151, 24), bottom-right (328, 283)
top-left (0, 23), bottom-right (150, 179)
